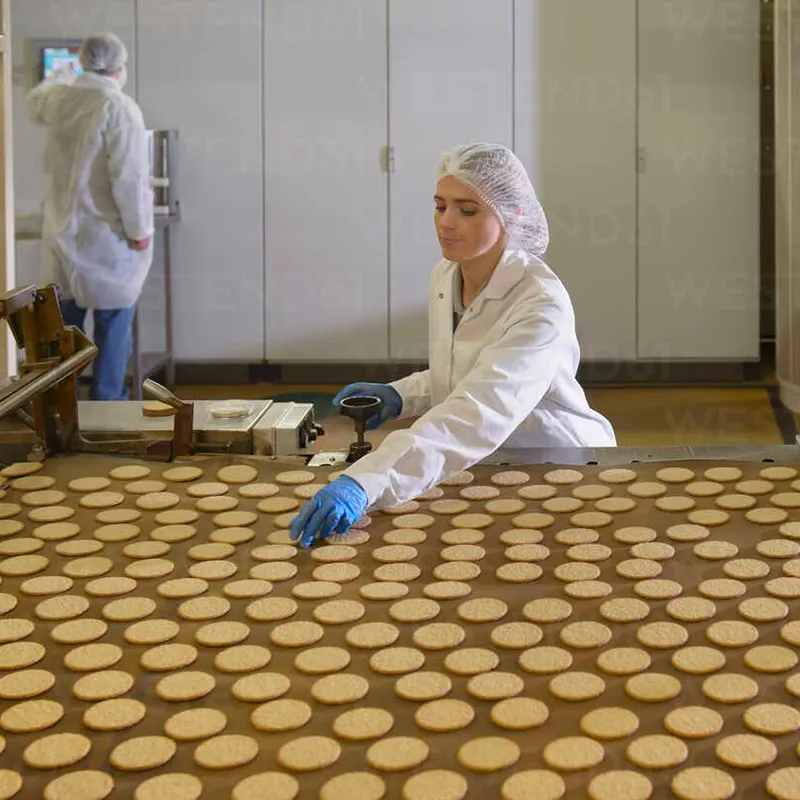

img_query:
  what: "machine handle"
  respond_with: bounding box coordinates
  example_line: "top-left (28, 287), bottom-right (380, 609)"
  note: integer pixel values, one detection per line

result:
top-left (142, 379), bottom-right (186, 410)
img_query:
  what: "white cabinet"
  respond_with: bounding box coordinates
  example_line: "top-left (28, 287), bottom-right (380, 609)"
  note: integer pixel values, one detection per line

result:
top-left (532, 0), bottom-right (638, 361)
top-left (137, 0), bottom-right (265, 361)
top-left (637, 0), bottom-right (760, 359)
top-left (533, 0), bottom-right (760, 364)
top-left (263, 0), bottom-right (389, 361)
top-left (262, 0), bottom-right (514, 362)
top-left (388, 0), bottom-right (514, 360)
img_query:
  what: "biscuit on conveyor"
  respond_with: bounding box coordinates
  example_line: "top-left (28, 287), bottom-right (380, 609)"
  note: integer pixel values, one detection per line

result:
top-left (23, 732), bottom-right (91, 769)
top-left (457, 737), bottom-right (520, 773)
top-left (133, 774), bottom-right (204, 800)
top-left (230, 773), bottom-right (299, 800)
top-left (715, 733), bottom-right (777, 769)
top-left (664, 706), bottom-right (723, 739)
top-left (579, 707), bottom-right (639, 740)
top-left (626, 734), bottom-right (687, 769)
top-left (542, 736), bottom-right (604, 771)
top-left (250, 699), bottom-right (312, 733)
top-left (500, 771), bottom-right (565, 800)
top-left (332, 708), bottom-right (394, 740)
top-left (490, 697), bottom-right (549, 731)
top-left (394, 672), bottom-right (452, 702)
top-left (401, 771), bottom-right (467, 800)
top-left (588, 772), bottom-right (652, 800)
top-left (367, 736), bottom-right (428, 772)
top-left (320, 773), bottom-right (387, 800)
top-left (742, 703), bottom-right (799, 737)
top-left (193, 734), bottom-right (259, 770)
top-left (596, 647), bottom-right (651, 676)
top-left (414, 699), bottom-right (474, 732)
top-left (44, 771), bottom-right (115, 800)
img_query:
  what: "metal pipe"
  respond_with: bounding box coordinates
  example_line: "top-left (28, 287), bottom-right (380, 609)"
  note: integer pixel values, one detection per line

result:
top-left (0, 344), bottom-right (97, 419)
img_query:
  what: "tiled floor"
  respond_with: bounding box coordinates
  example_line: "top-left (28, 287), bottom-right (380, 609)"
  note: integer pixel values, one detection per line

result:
top-left (176, 383), bottom-right (790, 450)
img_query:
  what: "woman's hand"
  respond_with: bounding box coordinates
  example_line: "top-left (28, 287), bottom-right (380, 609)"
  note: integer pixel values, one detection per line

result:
top-left (333, 383), bottom-right (402, 430)
top-left (288, 475), bottom-right (368, 549)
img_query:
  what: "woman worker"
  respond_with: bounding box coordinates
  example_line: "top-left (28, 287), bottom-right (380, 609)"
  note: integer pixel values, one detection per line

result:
top-left (290, 143), bottom-right (616, 548)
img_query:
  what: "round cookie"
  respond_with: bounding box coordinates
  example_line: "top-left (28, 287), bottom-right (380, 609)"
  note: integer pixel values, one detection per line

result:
top-left (320, 773), bottom-right (386, 800)
top-left (580, 707), bottom-right (639, 740)
top-left (715, 733), bottom-right (776, 769)
top-left (44, 771), bottom-right (114, 800)
top-left (134, 775), bottom-right (204, 800)
top-left (395, 672), bottom-right (452, 702)
top-left (231, 673), bottom-right (290, 704)
top-left (457, 737), bottom-right (520, 773)
top-left (625, 673), bottom-right (682, 702)
top-left (542, 737), bottom-right (604, 772)
top-left (367, 736), bottom-right (429, 772)
top-left (588, 772), bottom-right (652, 800)
top-left (702, 673), bottom-right (758, 704)
top-left (743, 703), bottom-right (800, 736)
top-left (501, 771), bottom-right (565, 800)
top-left (110, 736), bottom-right (177, 771)
top-left (370, 647), bottom-right (425, 676)
top-left (413, 623), bottom-right (466, 651)
top-left (491, 697), bottom-right (549, 731)
top-left (194, 734), bottom-right (259, 770)
top-left (23, 732), bottom-right (91, 770)
top-left (706, 621), bottom-right (759, 648)
top-left (402, 771), bottom-right (466, 800)
top-left (664, 706), bottom-right (724, 739)
top-left (519, 647), bottom-right (573, 675)
top-left (767, 768), bottom-right (800, 800)
top-left (738, 597), bottom-right (788, 623)
top-left (415, 699), bottom-right (475, 732)
top-left (468, 672), bottom-right (525, 701)
top-left (250, 699), bottom-right (312, 733)
top-left (156, 671), bottom-right (216, 702)
top-left (627, 735), bottom-right (687, 769)
top-left (82, 698), bottom-right (146, 731)
top-left (667, 597), bottom-right (717, 623)
top-left (444, 648), bottom-right (499, 676)
top-left (671, 647), bottom-right (726, 675)
top-left (549, 671), bottom-right (605, 702)
top-left (333, 708), bottom-right (394, 741)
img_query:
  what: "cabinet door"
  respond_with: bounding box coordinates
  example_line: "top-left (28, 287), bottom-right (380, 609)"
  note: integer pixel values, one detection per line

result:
top-left (637, 0), bottom-right (760, 359)
top-left (529, 0), bottom-right (638, 361)
top-left (388, 0), bottom-right (514, 361)
top-left (263, 0), bottom-right (388, 361)
top-left (138, 0), bottom-right (264, 361)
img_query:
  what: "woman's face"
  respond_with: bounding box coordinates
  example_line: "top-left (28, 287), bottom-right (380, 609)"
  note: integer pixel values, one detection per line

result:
top-left (434, 176), bottom-right (505, 263)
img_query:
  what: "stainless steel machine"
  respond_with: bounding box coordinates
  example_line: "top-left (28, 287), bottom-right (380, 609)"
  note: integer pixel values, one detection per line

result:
top-left (0, 284), bottom-right (323, 462)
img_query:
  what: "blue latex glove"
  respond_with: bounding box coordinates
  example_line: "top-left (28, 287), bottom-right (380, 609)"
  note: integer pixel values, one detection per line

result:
top-left (289, 475), bottom-right (368, 549)
top-left (333, 382), bottom-right (402, 431)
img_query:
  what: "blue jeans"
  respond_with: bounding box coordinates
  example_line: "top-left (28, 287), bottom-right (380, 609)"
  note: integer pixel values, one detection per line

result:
top-left (61, 299), bottom-right (135, 401)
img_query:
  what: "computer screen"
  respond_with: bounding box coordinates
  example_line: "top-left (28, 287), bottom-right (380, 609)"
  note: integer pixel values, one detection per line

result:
top-left (41, 46), bottom-right (83, 79)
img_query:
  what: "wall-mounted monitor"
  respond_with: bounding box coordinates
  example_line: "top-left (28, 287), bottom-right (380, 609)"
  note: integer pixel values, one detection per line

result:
top-left (32, 39), bottom-right (84, 82)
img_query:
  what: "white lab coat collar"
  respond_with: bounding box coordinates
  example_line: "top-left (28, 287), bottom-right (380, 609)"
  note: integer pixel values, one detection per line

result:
top-left (433, 248), bottom-right (529, 316)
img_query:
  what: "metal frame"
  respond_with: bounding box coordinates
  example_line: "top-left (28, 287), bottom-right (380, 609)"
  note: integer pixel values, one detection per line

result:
top-left (130, 214), bottom-right (178, 399)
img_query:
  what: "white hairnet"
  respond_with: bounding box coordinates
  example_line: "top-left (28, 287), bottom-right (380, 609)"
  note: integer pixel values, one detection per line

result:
top-left (79, 32), bottom-right (128, 75)
top-left (436, 143), bottom-right (549, 256)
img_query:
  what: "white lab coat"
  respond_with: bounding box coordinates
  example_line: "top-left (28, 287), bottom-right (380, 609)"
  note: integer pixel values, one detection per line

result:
top-left (346, 249), bottom-right (616, 509)
top-left (26, 70), bottom-right (154, 310)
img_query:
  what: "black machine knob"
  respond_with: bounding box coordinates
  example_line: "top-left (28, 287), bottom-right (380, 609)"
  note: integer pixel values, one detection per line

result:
top-left (340, 396), bottom-right (382, 463)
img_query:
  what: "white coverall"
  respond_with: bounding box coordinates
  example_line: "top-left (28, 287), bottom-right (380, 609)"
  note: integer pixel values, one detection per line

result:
top-left (26, 70), bottom-right (154, 310)
top-left (345, 249), bottom-right (616, 509)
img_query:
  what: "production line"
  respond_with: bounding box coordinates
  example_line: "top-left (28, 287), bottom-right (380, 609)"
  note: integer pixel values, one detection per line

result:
top-left (0, 285), bottom-right (798, 799)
